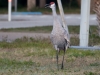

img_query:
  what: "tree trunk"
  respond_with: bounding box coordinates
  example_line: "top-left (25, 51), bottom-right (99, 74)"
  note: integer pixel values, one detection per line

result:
top-left (27, 0), bottom-right (36, 11)
top-left (76, 0), bottom-right (96, 9)
top-left (76, 0), bottom-right (81, 7)
top-left (40, 0), bottom-right (46, 8)
top-left (91, 0), bottom-right (95, 10)
top-left (12, 0), bottom-right (15, 7)
top-left (77, 0), bottom-right (96, 11)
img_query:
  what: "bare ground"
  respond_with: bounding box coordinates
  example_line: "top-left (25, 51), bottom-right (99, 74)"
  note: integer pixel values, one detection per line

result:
top-left (0, 32), bottom-right (79, 41)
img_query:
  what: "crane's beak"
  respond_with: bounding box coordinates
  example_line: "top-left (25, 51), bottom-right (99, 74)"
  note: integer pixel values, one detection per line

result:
top-left (45, 4), bottom-right (50, 8)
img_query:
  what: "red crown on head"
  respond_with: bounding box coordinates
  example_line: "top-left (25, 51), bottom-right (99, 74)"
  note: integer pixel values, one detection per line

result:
top-left (50, 2), bottom-right (55, 5)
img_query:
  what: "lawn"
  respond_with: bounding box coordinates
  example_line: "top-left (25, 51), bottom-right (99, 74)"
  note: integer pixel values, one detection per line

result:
top-left (0, 26), bottom-right (97, 34)
top-left (0, 26), bottom-right (100, 75)
top-left (0, 37), bottom-right (100, 75)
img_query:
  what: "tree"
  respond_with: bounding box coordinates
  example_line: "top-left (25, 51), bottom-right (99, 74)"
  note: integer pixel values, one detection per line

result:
top-left (27, 0), bottom-right (36, 11)
top-left (40, 0), bottom-right (46, 8)
top-left (91, 0), bottom-right (95, 10)
top-left (76, 0), bottom-right (81, 7)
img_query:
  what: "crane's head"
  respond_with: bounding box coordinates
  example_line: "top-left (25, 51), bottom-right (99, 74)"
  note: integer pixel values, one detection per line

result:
top-left (45, 2), bottom-right (56, 9)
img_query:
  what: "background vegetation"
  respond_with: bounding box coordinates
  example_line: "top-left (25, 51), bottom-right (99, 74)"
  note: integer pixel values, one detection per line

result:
top-left (0, 0), bottom-right (79, 8)
top-left (0, 0), bottom-right (81, 14)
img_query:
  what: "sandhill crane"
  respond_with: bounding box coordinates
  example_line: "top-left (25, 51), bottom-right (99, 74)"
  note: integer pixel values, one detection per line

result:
top-left (45, 2), bottom-right (70, 69)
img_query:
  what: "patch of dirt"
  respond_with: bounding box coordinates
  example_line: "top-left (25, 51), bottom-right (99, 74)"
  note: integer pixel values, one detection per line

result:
top-left (0, 32), bottom-right (79, 42)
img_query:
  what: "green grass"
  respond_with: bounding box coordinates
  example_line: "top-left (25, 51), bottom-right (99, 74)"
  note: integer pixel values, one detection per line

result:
top-left (0, 7), bottom-right (80, 14)
top-left (0, 58), bottom-right (35, 69)
top-left (0, 26), bottom-right (100, 74)
top-left (0, 38), bottom-right (100, 75)
top-left (0, 26), bottom-right (52, 33)
top-left (32, 7), bottom-right (81, 14)
top-left (0, 8), bottom-right (8, 14)
top-left (0, 26), bottom-right (98, 34)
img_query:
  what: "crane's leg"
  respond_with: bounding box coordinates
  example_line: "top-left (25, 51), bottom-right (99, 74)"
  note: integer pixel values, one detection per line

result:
top-left (61, 50), bottom-right (65, 69)
top-left (56, 50), bottom-right (59, 70)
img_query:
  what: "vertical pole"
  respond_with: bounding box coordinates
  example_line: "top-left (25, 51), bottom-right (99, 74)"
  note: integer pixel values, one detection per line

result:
top-left (8, 0), bottom-right (12, 21)
top-left (80, 0), bottom-right (91, 46)
top-left (57, 0), bottom-right (70, 40)
top-left (15, 0), bottom-right (17, 12)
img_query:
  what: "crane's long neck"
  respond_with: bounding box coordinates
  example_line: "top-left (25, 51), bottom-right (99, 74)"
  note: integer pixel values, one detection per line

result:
top-left (52, 7), bottom-right (57, 17)
top-left (51, 7), bottom-right (64, 33)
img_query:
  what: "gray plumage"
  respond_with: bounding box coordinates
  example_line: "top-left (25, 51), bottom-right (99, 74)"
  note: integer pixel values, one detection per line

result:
top-left (45, 2), bottom-right (70, 70)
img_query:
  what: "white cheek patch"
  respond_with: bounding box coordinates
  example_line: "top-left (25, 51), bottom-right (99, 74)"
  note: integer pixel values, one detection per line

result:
top-left (50, 4), bottom-right (55, 8)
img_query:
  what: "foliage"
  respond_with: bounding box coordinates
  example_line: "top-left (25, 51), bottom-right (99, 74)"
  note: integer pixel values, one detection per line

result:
top-left (0, 0), bottom-right (7, 7)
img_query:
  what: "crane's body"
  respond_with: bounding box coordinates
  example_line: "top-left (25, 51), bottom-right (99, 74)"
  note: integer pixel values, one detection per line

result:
top-left (45, 2), bottom-right (70, 70)
top-left (50, 12), bottom-right (69, 51)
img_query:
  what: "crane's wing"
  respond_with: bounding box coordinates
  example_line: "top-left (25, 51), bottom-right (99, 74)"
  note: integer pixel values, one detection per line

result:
top-left (50, 34), bottom-right (59, 50)
top-left (50, 34), bottom-right (54, 44)
top-left (50, 34), bottom-right (57, 45)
